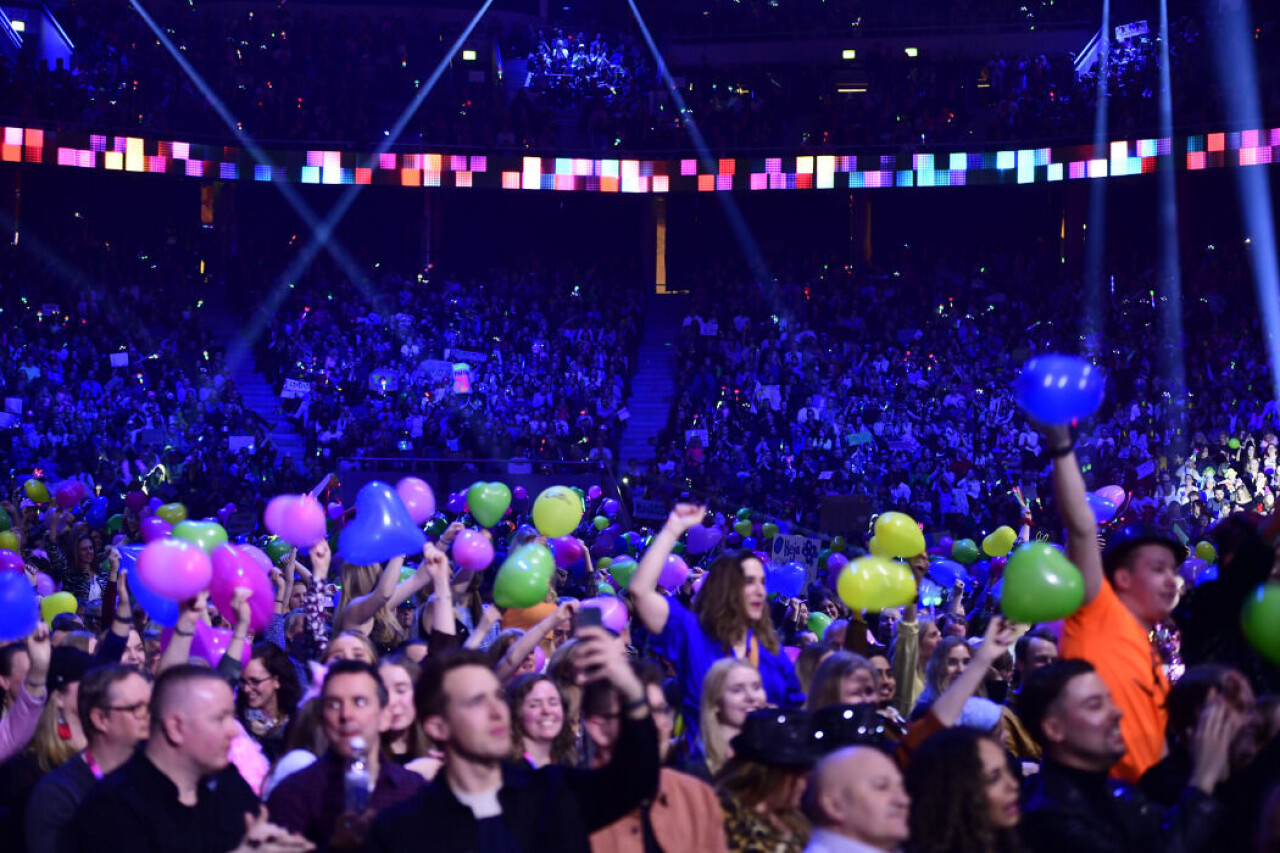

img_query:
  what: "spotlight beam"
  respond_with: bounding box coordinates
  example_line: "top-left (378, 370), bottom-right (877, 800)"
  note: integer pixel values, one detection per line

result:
top-left (1081, 0), bottom-right (1110, 359)
top-left (1155, 0), bottom-right (1186, 461)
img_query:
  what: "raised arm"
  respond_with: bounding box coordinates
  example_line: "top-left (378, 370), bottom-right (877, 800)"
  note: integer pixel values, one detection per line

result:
top-left (494, 601), bottom-right (576, 683)
top-left (335, 556), bottom-right (405, 630)
top-left (929, 616), bottom-right (1017, 728)
top-left (423, 543), bottom-right (456, 647)
top-left (628, 504), bottom-right (705, 635)
top-left (157, 593), bottom-right (208, 675)
top-left (1045, 426), bottom-right (1105, 604)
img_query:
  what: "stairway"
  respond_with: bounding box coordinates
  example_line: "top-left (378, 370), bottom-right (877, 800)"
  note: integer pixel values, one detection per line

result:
top-left (618, 295), bottom-right (688, 469)
top-left (202, 306), bottom-right (308, 469)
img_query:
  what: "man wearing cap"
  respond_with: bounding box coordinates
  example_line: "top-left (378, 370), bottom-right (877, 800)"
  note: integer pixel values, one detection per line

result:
top-left (1045, 425), bottom-right (1186, 782)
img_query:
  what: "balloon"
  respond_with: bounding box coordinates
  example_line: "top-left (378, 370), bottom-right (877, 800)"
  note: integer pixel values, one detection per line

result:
top-left (1228, 437), bottom-right (1241, 450)
top-left (493, 544), bottom-right (555, 609)
top-left (209, 545), bottom-right (275, 632)
top-left (587, 486), bottom-right (603, 502)
top-left (597, 556), bottom-right (612, 569)
top-left (1085, 493), bottom-right (1118, 524)
top-left (172, 520), bottom-right (229, 554)
top-left (733, 519), bottom-right (753, 538)
top-left (981, 526), bottom-right (1018, 558)
top-left (34, 573), bottom-right (54, 597)
top-left (0, 531), bottom-right (18, 553)
top-left (768, 561), bottom-right (807, 599)
top-left (970, 559), bottom-right (992, 584)
top-left (24, 479), bottom-right (50, 504)
top-left (1000, 542), bottom-right (1086, 623)
top-left (106, 514), bottom-right (124, 535)
top-left (140, 516), bottom-right (172, 543)
top-left (825, 552), bottom-right (850, 588)
top-left (467, 482), bottom-right (512, 528)
top-left (125, 491), bottom-right (148, 513)
top-left (394, 477), bottom-right (437, 525)
top-left (532, 487), bottom-right (584, 538)
top-left (733, 507), bottom-right (750, 521)
top-left (54, 482), bottom-right (80, 510)
top-left (601, 498), bottom-right (620, 519)
top-left (1096, 485), bottom-right (1126, 507)
top-left (550, 536), bottom-right (585, 568)
top-left (609, 556), bottom-right (638, 589)
top-left (85, 498), bottom-right (109, 528)
top-left (762, 522), bottom-right (779, 540)
top-left (191, 620), bottom-right (234, 667)
top-left (951, 539), bottom-right (980, 564)
top-left (937, 535), bottom-right (954, 551)
top-left (831, 536), bottom-right (847, 554)
top-left (0, 573), bottom-right (39, 641)
top-left (338, 481), bottom-right (427, 565)
top-left (40, 590), bottom-right (78, 623)
top-left (265, 495), bottom-right (326, 549)
top-left (327, 502), bottom-right (345, 521)
top-left (874, 512), bottom-right (924, 558)
top-left (867, 536), bottom-right (893, 559)
top-left (0, 551), bottom-right (22, 574)
top-left (592, 516), bottom-right (609, 531)
top-left (446, 493), bottom-right (466, 514)
top-left (137, 538), bottom-right (213, 601)
top-left (657, 554), bottom-right (690, 590)
top-left (808, 611), bottom-right (833, 635)
top-left (836, 556), bottom-right (902, 611)
top-left (264, 539), bottom-right (293, 567)
top-left (155, 503), bottom-right (188, 525)
top-left (742, 536), bottom-right (758, 551)
top-left (452, 530), bottom-right (496, 572)
top-left (1241, 583), bottom-right (1280, 665)
top-left (686, 525), bottom-right (721, 555)
top-left (725, 533), bottom-right (743, 550)
top-left (1178, 557), bottom-right (1207, 586)
top-left (929, 559), bottom-right (966, 587)
top-left (1014, 353), bottom-right (1106, 425)
top-left (1194, 541), bottom-right (1217, 564)
top-left (590, 535), bottom-right (615, 559)
top-left (581, 595), bottom-right (630, 634)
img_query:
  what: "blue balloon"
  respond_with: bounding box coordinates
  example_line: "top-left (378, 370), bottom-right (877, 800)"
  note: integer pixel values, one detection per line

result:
top-left (768, 561), bottom-right (807, 599)
top-left (1014, 354), bottom-right (1106, 425)
top-left (127, 559), bottom-right (179, 627)
top-left (1085, 492), bottom-right (1118, 523)
top-left (85, 497), bottom-right (109, 528)
top-left (990, 578), bottom-right (1004, 602)
top-left (742, 537), bottom-right (758, 551)
top-left (0, 572), bottom-right (39, 641)
top-left (929, 559), bottom-right (966, 587)
top-left (970, 559), bottom-right (992, 583)
top-left (338, 481), bottom-right (427, 566)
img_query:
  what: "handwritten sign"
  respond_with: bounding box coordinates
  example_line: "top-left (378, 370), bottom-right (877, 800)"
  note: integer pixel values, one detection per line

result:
top-left (280, 379), bottom-right (311, 399)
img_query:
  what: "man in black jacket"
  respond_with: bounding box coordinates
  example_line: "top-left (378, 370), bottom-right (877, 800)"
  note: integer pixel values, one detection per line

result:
top-left (1019, 659), bottom-right (1241, 853)
top-left (366, 627), bottom-right (659, 853)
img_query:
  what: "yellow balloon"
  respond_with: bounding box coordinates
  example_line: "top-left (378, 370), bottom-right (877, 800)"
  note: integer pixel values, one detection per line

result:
top-left (883, 561), bottom-right (919, 608)
top-left (874, 512), bottom-right (926, 559)
top-left (837, 556), bottom-right (898, 611)
top-left (1194, 541), bottom-right (1216, 563)
top-left (868, 536), bottom-right (893, 558)
top-left (982, 525), bottom-right (1018, 558)
top-left (40, 591), bottom-right (78, 623)
top-left (0, 530), bottom-right (18, 552)
top-left (532, 486), bottom-right (584, 538)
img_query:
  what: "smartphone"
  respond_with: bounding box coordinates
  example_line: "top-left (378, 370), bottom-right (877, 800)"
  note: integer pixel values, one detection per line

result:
top-left (577, 607), bottom-right (603, 629)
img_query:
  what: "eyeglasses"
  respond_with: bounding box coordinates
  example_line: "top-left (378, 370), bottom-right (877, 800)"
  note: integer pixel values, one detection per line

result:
top-left (651, 703), bottom-right (676, 718)
top-left (103, 701), bottom-right (150, 719)
top-left (239, 675), bottom-right (275, 689)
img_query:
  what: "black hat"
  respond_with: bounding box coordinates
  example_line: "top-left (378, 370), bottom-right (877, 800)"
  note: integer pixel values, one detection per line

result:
top-left (729, 709), bottom-right (818, 767)
top-left (48, 647), bottom-right (92, 692)
top-left (50, 613), bottom-right (85, 633)
top-left (811, 703), bottom-right (894, 754)
top-left (1103, 524), bottom-right (1187, 574)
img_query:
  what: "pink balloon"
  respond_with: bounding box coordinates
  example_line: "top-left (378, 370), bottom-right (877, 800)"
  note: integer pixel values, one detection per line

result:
top-left (140, 516), bottom-right (173, 543)
top-left (580, 596), bottom-right (629, 635)
top-left (266, 495), bottom-right (326, 548)
top-left (209, 545), bottom-right (274, 632)
top-left (0, 551), bottom-right (23, 574)
top-left (54, 484), bottom-right (79, 510)
top-left (587, 485), bottom-right (603, 502)
top-left (327, 502), bottom-right (345, 520)
top-left (395, 477), bottom-right (437, 525)
top-left (193, 620), bottom-right (233, 665)
top-left (1096, 485), bottom-right (1126, 507)
top-left (240, 544), bottom-right (277, 576)
top-left (550, 536), bottom-right (585, 568)
top-left (657, 554), bottom-right (690, 590)
top-left (125, 491), bottom-right (148, 513)
top-left (136, 538), bottom-right (213, 601)
top-left (783, 645), bottom-right (802, 663)
top-left (452, 530), bottom-right (495, 572)
top-left (34, 573), bottom-right (54, 596)
top-left (826, 552), bottom-right (850, 588)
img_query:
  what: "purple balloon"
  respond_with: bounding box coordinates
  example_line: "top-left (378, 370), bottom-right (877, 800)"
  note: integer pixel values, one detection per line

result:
top-left (279, 495), bottom-right (327, 548)
top-left (581, 595), bottom-right (629, 635)
top-left (686, 525), bottom-right (719, 555)
top-left (937, 536), bottom-right (954, 551)
top-left (328, 502), bottom-right (345, 520)
top-left (601, 498), bottom-right (620, 519)
top-left (34, 572), bottom-right (55, 596)
top-left (551, 536), bottom-right (585, 568)
top-left (0, 551), bottom-right (23, 574)
top-left (513, 485), bottom-right (529, 501)
top-left (826, 552), bottom-right (850, 588)
top-left (125, 491), bottom-right (148, 513)
top-left (140, 516), bottom-right (172, 543)
top-left (657, 554), bottom-right (690, 590)
top-left (136, 538), bottom-right (213, 601)
top-left (396, 477), bottom-right (437, 525)
top-left (446, 492), bottom-right (467, 514)
top-left (590, 536), bottom-right (615, 559)
top-left (452, 530), bottom-right (495, 572)
top-left (587, 486), bottom-right (603, 502)
top-left (209, 545), bottom-right (274, 632)
top-left (1085, 492), bottom-right (1118, 524)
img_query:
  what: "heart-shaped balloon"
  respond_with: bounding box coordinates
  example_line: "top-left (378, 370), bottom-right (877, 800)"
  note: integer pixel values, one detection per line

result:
top-left (263, 538), bottom-right (293, 567)
top-left (532, 487), bottom-right (584, 538)
top-left (140, 516), bottom-right (173, 543)
top-left (396, 477), bottom-right (437, 525)
top-left (156, 503), bottom-right (189, 525)
top-left (761, 522), bottom-right (779, 540)
top-left (137, 538), bottom-right (213, 601)
top-left (172, 520), bottom-right (229, 554)
top-left (124, 491), bottom-right (148, 513)
top-left (264, 495), bottom-right (327, 548)
top-left (580, 595), bottom-right (629, 634)
top-left (39, 591), bottom-right (78, 624)
top-left (951, 539), bottom-right (980, 564)
top-left (768, 561), bottom-right (807, 598)
top-left (609, 556), bottom-right (638, 589)
top-left (0, 572), bottom-right (38, 641)
top-left (836, 556), bottom-right (899, 612)
top-left (657, 554), bottom-right (690, 590)
top-left (494, 544), bottom-right (555, 609)
top-left (733, 519), bottom-right (753, 538)
top-left (1095, 484), bottom-right (1126, 507)
top-left (685, 524), bottom-right (721, 555)
top-left (452, 530), bottom-right (495, 572)
top-left (1000, 542), bottom-right (1086, 623)
top-left (127, 565), bottom-right (179, 627)
top-left (467, 482), bottom-right (512, 529)
top-left (981, 526), bottom-right (1018, 558)
top-left (339, 481), bottom-right (427, 566)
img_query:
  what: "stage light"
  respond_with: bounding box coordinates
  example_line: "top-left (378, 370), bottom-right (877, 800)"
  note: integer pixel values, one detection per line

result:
top-left (841, 49), bottom-right (856, 60)
top-left (904, 47), bottom-right (918, 57)
top-left (462, 49), bottom-right (477, 61)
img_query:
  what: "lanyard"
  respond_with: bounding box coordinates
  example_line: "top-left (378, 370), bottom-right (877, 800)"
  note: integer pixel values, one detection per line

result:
top-left (730, 629), bottom-right (759, 669)
top-left (84, 749), bottom-right (104, 781)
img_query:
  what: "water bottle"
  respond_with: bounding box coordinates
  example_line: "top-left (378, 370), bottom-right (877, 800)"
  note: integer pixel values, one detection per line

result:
top-left (344, 736), bottom-right (371, 813)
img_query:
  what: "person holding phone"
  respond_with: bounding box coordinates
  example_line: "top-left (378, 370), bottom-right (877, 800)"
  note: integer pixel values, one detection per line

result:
top-left (629, 504), bottom-right (803, 743)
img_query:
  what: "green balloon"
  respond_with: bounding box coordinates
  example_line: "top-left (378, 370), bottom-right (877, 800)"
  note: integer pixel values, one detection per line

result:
top-left (106, 514), bottom-right (124, 535)
top-left (1000, 542), bottom-right (1085, 623)
top-left (598, 582), bottom-right (616, 596)
top-left (808, 611), bottom-right (833, 635)
top-left (952, 539), bottom-right (980, 565)
top-left (467, 482), bottom-right (512, 528)
top-left (172, 520), bottom-right (228, 554)
top-left (817, 549), bottom-right (833, 573)
top-left (733, 519), bottom-right (753, 538)
top-left (0, 530), bottom-right (18, 552)
top-left (762, 522), bottom-right (779, 540)
top-left (156, 502), bottom-right (188, 524)
top-left (609, 556), bottom-right (638, 588)
top-left (597, 556), bottom-right (612, 570)
top-left (424, 517), bottom-right (449, 538)
top-left (593, 515), bottom-right (609, 531)
top-left (0, 509), bottom-right (9, 532)
top-left (494, 544), bottom-right (555, 609)
top-left (831, 535), bottom-right (847, 554)
top-left (1229, 438), bottom-right (1241, 450)
top-left (1241, 582), bottom-right (1280, 665)
top-left (264, 538), bottom-right (292, 566)
top-left (671, 542), bottom-right (686, 556)
top-left (736, 507), bottom-right (753, 521)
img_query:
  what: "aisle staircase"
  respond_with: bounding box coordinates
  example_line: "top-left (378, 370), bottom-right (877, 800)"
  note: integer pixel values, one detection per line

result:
top-left (618, 295), bottom-right (687, 469)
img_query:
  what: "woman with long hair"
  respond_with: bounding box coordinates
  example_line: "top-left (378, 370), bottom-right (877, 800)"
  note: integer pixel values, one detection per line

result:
top-left (805, 652), bottom-right (879, 711)
top-left (692, 658), bottom-right (768, 781)
top-left (905, 727), bottom-right (1024, 853)
top-left (49, 523), bottom-right (106, 607)
top-left (379, 654), bottom-right (440, 780)
top-left (631, 504), bottom-right (803, 743)
top-left (911, 637), bottom-right (975, 721)
top-left (236, 642), bottom-right (303, 762)
top-left (320, 630), bottom-right (379, 665)
top-left (506, 672), bottom-right (577, 768)
top-left (332, 543), bottom-right (439, 655)
top-left (717, 709), bottom-right (814, 853)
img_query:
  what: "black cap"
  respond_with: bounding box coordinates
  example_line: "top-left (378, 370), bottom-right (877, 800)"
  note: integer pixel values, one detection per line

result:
top-left (50, 613), bottom-right (85, 633)
top-left (729, 709), bottom-right (818, 767)
top-left (1103, 524), bottom-right (1187, 574)
top-left (811, 703), bottom-right (894, 754)
top-left (48, 647), bottom-right (92, 692)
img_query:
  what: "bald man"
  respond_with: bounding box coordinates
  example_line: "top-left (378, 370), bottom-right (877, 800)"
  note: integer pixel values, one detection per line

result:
top-left (70, 664), bottom-right (312, 853)
top-left (802, 747), bottom-right (911, 853)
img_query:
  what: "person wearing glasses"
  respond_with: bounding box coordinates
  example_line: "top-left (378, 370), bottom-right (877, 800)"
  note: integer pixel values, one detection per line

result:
top-left (235, 644), bottom-right (303, 764)
top-left (583, 662), bottom-right (729, 853)
top-left (25, 664), bottom-right (152, 853)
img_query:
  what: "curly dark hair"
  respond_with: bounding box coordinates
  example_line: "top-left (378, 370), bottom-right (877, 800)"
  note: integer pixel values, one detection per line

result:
top-left (235, 642), bottom-right (303, 720)
top-left (506, 673), bottom-right (578, 766)
top-left (693, 550), bottom-right (780, 654)
top-left (904, 728), bottom-right (1024, 853)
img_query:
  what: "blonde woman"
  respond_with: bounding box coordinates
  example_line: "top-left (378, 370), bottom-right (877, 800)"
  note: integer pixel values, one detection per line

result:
top-left (686, 658), bottom-right (766, 782)
top-left (332, 543), bottom-right (442, 655)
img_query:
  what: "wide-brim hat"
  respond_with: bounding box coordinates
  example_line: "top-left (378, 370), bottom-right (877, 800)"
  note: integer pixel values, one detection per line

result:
top-left (811, 703), bottom-right (894, 753)
top-left (730, 709), bottom-right (819, 767)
